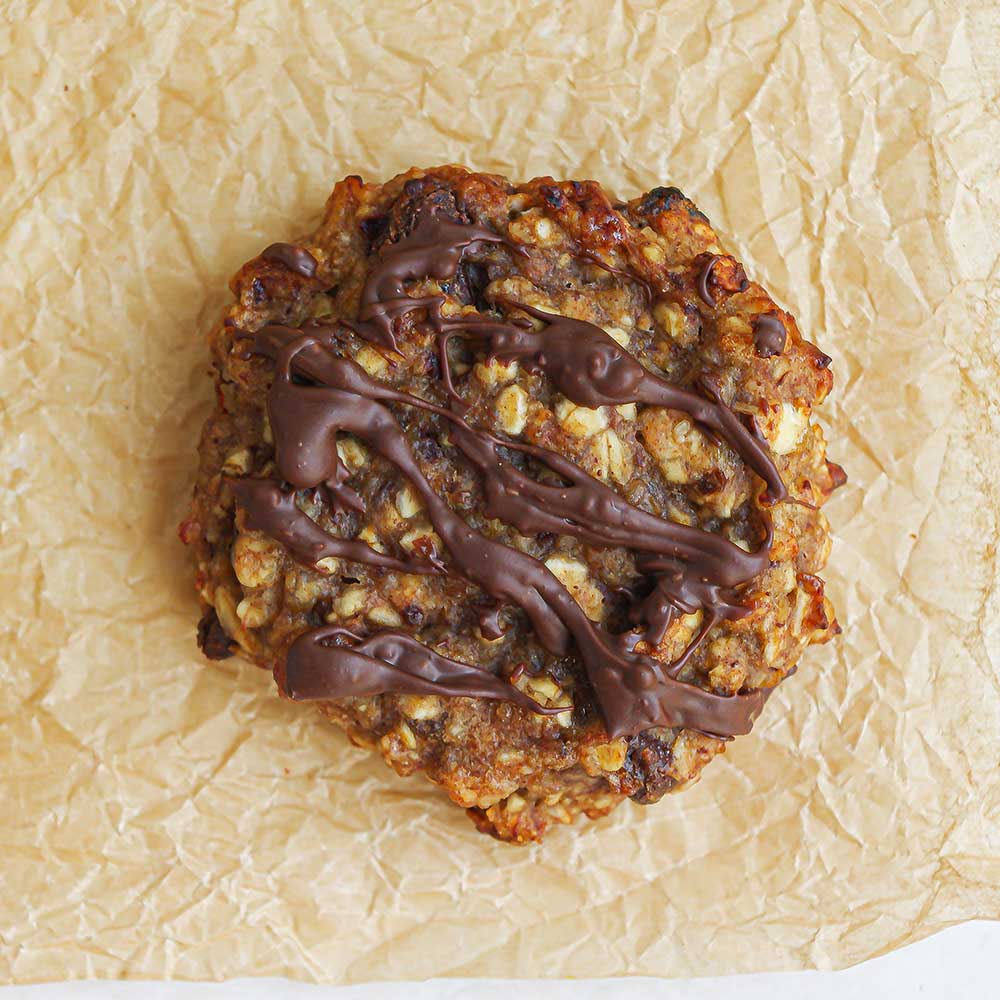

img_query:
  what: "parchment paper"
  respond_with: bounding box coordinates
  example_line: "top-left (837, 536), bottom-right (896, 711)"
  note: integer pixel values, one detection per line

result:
top-left (2, 0), bottom-right (999, 984)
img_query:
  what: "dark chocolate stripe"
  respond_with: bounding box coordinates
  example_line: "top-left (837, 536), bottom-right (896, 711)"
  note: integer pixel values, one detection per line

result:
top-left (353, 214), bottom-right (502, 351)
top-left (436, 302), bottom-right (787, 502)
top-left (285, 626), bottom-right (563, 714)
top-left (262, 242), bottom-right (319, 278)
top-left (696, 255), bottom-right (719, 306)
top-left (249, 322), bottom-right (770, 610)
top-left (228, 477), bottom-right (439, 576)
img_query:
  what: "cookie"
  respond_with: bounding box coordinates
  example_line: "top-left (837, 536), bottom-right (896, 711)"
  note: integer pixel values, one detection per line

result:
top-left (181, 166), bottom-right (843, 842)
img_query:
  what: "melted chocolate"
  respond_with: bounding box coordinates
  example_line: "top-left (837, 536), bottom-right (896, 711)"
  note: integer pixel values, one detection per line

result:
top-left (696, 255), bottom-right (719, 307)
top-left (437, 303), bottom-right (787, 501)
top-left (753, 313), bottom-right (787, 357)
top-left (477, 605), bottom-right (506, 640)
top-left (353, 213), bottom-right (502, 351)
top-left (574, 247), bottom-right (655, 303)
top-left (250, 323), bottom-right (770, 602)
top-left (262, 242), bottom-right (318, 278)
top-left (231, 210), bottom-right (790, 739)
top-left (286, 626), bottom-right (560, 713)
top-left (246, 333), bottom-right (772, 737)
top-left (286, 624), bottom-right (768, 739)
top-left (228, 477), bottom-right (439, 575)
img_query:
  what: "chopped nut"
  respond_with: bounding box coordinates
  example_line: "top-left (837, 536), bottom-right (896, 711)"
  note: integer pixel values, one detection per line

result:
top-left (615, 402), bottom-right (637, 420)
top-left (232, 532), bottom-right (281, 588)
top-left (355, 345), bottom-right (388, 377)
top-left (357, 525), bottom-right (387, 553)
top-left (506, 193), bottom-right (531, 215)
top-left (720, 315), bottom-right (753, 339)
top-left (213, 587), bottom-right (241, 638)
top-left (661, 612), bottom-right (703, 658)
top-left (495, 384), bottom-right (529, 435)
top-left (665, 501), bottom-right (696, 526)
top-left (555, 397), bottom-right (609, 437)
top-left (400, 694), bottom-right (443, 720)
top-left (724, 530), bottom-right (752, 553)
top-left (776, 563), bottom-right (797, 595)
top-left (236, 587), bottom-right (277, 628)
top-left (589, 432), bottom-right (611, 480)
top-left (505, 793), bottom-right (526, 814)
top-left (653, 301), bottom-right (695, 347)
top-left (512, 670), bottom-right (572, 726)
top-left (334, 584), bottom-right (368, 618)
top-left (789, 586), bottom-right (813, 637)
top-left (395, 484), bottom-right (423, 519)
top-left (474, 356), bottom-right (519, 388)
top-left (592, 428), bottom-right (632, 484)
top-left (336, 435), bottom-right (369, 472)
top-left (639, 409), bottom-right (715, 484)
top-left (222, 448), bottom-right (252, 475)
top-left (315, 556), bottom-right (339, 574)
top-left (544, 554), bottom-right (604, 620)
top-left (707, 636), bottom-right (749, 694)
top-left (593, 740), bottom-right (627, 772)
top-left (762, 630), bottom-right (783, 665)
top-left (508, 210), bottom-right (558, 247)
top-left (524, 675), bottom-right (562, 702)
top-left (397, 722), bottom-right (417, 750)
top-left (770, 402), bottom-right (809, 455)
top-left (367, 604), bottom-right (403, 627)
top-left (642, 241), bottom-right (665, 263)
top-left (669, 730), bottom-right (715, 785)
top-left (400, 527), bottom-right (441, 557)
top-left (284, 570), bottom-right (327, 608)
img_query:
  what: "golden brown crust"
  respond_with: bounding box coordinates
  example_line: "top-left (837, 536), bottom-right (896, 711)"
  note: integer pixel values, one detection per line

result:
top-left (183, 165), bottom-right (840, 842)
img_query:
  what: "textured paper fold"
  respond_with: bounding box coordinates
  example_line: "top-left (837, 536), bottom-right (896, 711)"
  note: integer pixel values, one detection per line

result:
top-left (2, 0), bottom-right (998, 984)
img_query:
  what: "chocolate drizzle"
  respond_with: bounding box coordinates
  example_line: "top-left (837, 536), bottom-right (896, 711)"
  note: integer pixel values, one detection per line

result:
top-left (228, 477), bottom-right (439, 575)
top-left (262, 242), bottom-right (319, 278)
top-left (352, 214), bottom-right (502, 351)
top-left (753, 313), bottom-right (787, 357)
top-left (285, 627), bottom-right (561, 713)
top-left (249, 324), bottom-right (772, 609)
top-left (696, 255), bottom-right (720, 307)
top-left (574, 247), bottom-right (655, 304)
top-left (435, 303), bottom-right (787, 502)
top-left (230, 210), bottom-right (791, 739)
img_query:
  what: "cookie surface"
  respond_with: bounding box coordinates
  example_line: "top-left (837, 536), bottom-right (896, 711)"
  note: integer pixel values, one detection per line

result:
top-left (182, 166), bottom-right (842, 842)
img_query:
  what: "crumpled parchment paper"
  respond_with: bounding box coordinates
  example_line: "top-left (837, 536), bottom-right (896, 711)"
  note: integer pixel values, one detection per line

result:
top-left (2, 0), bottom-right (998, 984)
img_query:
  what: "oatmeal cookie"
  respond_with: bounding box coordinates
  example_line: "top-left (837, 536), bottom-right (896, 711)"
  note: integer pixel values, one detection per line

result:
top-left (181, 166), bottom-right (843, 842)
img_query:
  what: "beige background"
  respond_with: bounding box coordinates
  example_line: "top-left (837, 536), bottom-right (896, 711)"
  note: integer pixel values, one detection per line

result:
top-left (2, 0), bottom-right (999, 984)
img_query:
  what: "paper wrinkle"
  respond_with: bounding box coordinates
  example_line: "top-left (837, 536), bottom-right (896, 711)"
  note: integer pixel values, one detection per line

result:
top-left (2, 0), bottom-right (999, 985)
